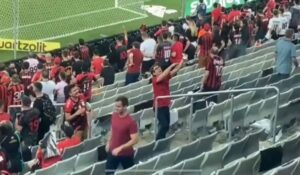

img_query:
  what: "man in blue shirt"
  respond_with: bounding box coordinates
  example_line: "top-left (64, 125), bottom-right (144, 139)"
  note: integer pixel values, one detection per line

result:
top-left (275, 29), bottom-right (299, 80)
top-left (196, 0), bottom-right (207, 18)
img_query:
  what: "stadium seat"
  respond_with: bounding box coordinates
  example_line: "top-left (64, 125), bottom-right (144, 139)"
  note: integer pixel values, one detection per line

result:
top-left (235, 79), bottom-right (257, 90)
top-left (215, 161), bottom-right (239, 175)
top-left (207, 101), bottom-right (226, 127)
top-left (223, 136), bottom-right (248, 165)
top-left (82, 135), bottom-right (101, 152)
top-left (223, 79), bottom-right (238, 90)
top-left (129, 94), bottom-right (142, 105)
top-left (55, 155), bottom-right (77, 175)
top-left (99, 103), bottom-right (114, 117)
top-left (103, 88), bottom-right (117, 98)
top-left (255, 75), bottom-right (271, 87)
top-left (135, 157), bottom-right (157, 175)
top-left (62, 143), bottom-right (83, 160)
top-left (233, 91), bottom-right (254, 110)
top-left (154, 148), bottom-right (179, 170)
top-left (260, 96), bottom-right (277, 118)
top-left (140, 91), bottom-right (153, 102)
top-left (198, 132), bottom-right (217, 154)
top-left (193, 99), bottom-right (206, 112)
top-left (272, 159), bottom-right (298, 175)
top-left (176, 104), bottom-right (191, 126)
top-left (279, 89), bottom-right (293, 105)
top-left (228, 70), bottom-right (242, 81)
top-left (141, 84), bottom-right (152, 94)
top-left (114, 72), bottom-right (126, 82)
top-left (171, 97), bottom-right (186, 109)
top-left (292, 159), bottom-right (300, 175)
top-left (290, 86), bottom-right (300, 101)
top-left (134, 141), bottom-right (156, 163)
top-left (70, 165), bottom-right (93, 175)
top-left (233, 151), bottom-right (261, 175)
top-left (282, 134), bottom-right (300, 163)
top-left (91, 161), bottom-right (106, 175)
top-left (243, 129), bottom-right (264, 157)
top-left (231, 106), bottom-right (248, 132)
top-left (181, 153), bottom-right (204, 175)
top-left (140, 108), bottom-right (154, 130)
top-left (174, 139), bottom-right (201, 164)
top-left (244, 100), bottom-right (264, 125)
top-left (101, 96), bottom-right (116, 107)
top-left (200, 145), bottom-right (228, 175)
top-left (191, 107), bottom-right (210, 137)
top-left (114, 165), bottom-right (137, 175)
top-left (74, 148), bottom-right (98, 171)
top-left (131, 110), bottom-right (142, 125)
top-left (35, 163), bottom-right (57, 175)
top-left (152, 134), bottom-right (175, 157)
top-left (161, 161), bottom-right (184, 175)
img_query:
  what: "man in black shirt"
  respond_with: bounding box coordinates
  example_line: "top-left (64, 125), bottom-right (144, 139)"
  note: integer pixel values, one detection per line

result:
top-left (72, 50), bottom-right (83, 76)
top-left (32, 82), bottom-right (53, 141)
top-left (15, 95), bottom-right (40, 147)
top-left (101, 60), bottom-right (115, 86)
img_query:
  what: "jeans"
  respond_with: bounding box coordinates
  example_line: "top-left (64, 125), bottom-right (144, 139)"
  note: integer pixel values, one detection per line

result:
top-left (276, 73), bottom-right (290, 81)
top-left (155, 107), bottom-right (170, 140)
top-left (142, 60), bottom-right (155, 73)
top-left (125, 73), bottom-right (140, 85)
top-left (105, 153), bottom-right (134, 175)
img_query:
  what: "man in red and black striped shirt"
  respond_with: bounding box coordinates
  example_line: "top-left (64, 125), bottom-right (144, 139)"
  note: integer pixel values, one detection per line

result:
top-left (8, 74), bottom-right (24, 107)
top-left (198, 23), bottom-right (213, 68)
top-left (202, 47), bottom-right (224, 92)
top-left (20, 62), bottom-right (32, 96)
top-left (78, 39), bottom-right (90, 60)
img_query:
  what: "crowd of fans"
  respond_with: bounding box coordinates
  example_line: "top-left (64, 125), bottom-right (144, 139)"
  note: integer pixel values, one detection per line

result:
top-left (0, 0), bottom-right (299, 174)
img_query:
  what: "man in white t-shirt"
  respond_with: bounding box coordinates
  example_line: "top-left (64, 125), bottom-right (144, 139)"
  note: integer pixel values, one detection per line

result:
top-left (40, 70), bottom-right (56, 103)
top-left (54, 72), bottom-right (67, 103)
top-left (140, 32), bottom-right (156, 73)
top-left (265, 10), bottom-right (282, 40)
top-left (25, 53), bottom-right (39, 75)
top-left (279, 8), bottom-right (289, 37)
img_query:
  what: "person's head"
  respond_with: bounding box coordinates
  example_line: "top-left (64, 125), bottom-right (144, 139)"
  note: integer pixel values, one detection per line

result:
top-left (61, 122), bottom-right (74, 138)
top-left (82, 61), bottom-right (90, 73)
top-left (68, 84), bottom-right (80, 99)
top-left (213, 2), bottom-right (218, 8)
top-left (116, 35), bottom-right (124, 45)
top-left (273, 9), bottom-right (279, 17)
top-left (73, 50), bottom-right (80, 60)
top-left (0, 121), bottom-right (14, 140)
top-left (199, 0), bottom-right (203, 3)
top-left (162, 32), bottom-right (169, 40)
top-left (279, 8), bottom-right (284, 15)
top-left (21, 95), bottom-right (31, 108)
top-left (79, 38), bottom-right (85, 45)
top-left (114, 96), bottom-right (129, 114)
top-left (161, 20), bottom-right (167, 27)
top-left (285, 29), bottom-right (294, 39)
top-left (139, 24), bottom-right (148, 33)
top-left (62, 49), bottom-right (69, 58)
top-left (295, 0), bottom-right (300, 5)
top-left (11, 74), bottom-right (20, 85)
top-left (232, 4), bottom-right (237, 10)
top-left (37, 63), bottom-right (44, 71)
top-left (59, 72), bottom-right (66, 81)
top-left (42, 70), bottom-right (49, 80)
top-left (54, 57), bottom-right (61, 66)
top-left (141, 32), bottom-right (149, 41)
top-left (151, 62), bottom-right (163, 77)
top-left (0, 64), bottom-right (5, 72)
top-left (93, 49), bottom-right (100, 56)
top-left (132, 42), bottom-right (140, 49)
top-left (32, 82), bottom-right (43, 94)
top-left (172, 33), bottom-right (180, 42)
top-left (22, 61), bottom-right (30, 71)
top-left (45, 53), bottom-right (52, 63)
top-left (210, 46), bottom-right (219, 56)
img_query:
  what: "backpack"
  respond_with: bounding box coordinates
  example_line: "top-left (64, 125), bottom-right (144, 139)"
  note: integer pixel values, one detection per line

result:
top-left (41, 94), bottom-right (57, 124)
top-left (290, 7), bottom-right (300, 30)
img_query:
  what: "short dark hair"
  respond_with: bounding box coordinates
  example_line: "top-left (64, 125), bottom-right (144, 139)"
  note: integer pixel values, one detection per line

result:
top-left (0, 64), bottom-right (5, 72)
top-left (61, 122), bottom-right (74, 138)
top-left (116, 35), bottom-right (124, 42)
top-left (21, 95), bottom-right (31, 107)
top-left (22, 62), bottom-right (30, 70)
top-left (37, 63), bottom-right (44, 70)
top-left (93, 49), bottom-right (100, 56)
top-left (79, 38), bottom-right (85, 45)
top-left (82, 61), bottom-right (90, 72)
top-left (42, 70), bottom-right (49, 79)
top-left (132, 42), bottom-right (140, 49)
top-left (150, 62), bottom-right (161, 75)
top-left (173, 33), bottom-right (180, 41)
top-left (115, 96), bottom-right (129, 107)
top-left (213, 2), bottom-right (218, 8)
top-left (33, 82), bottom-right (43, 92)
top-left (162, 32), bottom-right (169, 40)
top-left (67, 84), bottom-right (77, 95)
top-left (162, 20), bottom-right (167, 26)
top-left (199, 0), bottom-right (203, 3)
top-left (232, 4), bottom-right (237, 10)
top-left (59, 72), bottom-right (66, 80)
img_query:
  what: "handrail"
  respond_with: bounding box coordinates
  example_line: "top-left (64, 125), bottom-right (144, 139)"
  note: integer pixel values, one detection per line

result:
top-left (155, 86), bottom-right (280, 143)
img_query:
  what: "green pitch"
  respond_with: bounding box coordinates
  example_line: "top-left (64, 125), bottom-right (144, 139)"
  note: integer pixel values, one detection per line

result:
top-left (0, 0), bottom-right (182, 63)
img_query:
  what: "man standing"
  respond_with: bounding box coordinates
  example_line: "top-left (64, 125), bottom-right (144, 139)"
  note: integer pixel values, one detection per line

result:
top-left (171, 33), bottom-right (184, 64)
top-left (156, 32), bottom-right (172, 69)
top-left (105, 96), bottom-right (138, 175)
top-left (64, 85), bottom-right (88, 141)
top-left (78, 38), bottom-right (90, 61)
top-left (202, 47), bottom-right (225, 92)
top-left (32, 82), bottom-right (56, 141)
top-left (40, 70), bottom-right (56, 103)
top-left (140, 32), bottom-right (156, 73)
top-left (196, 0), bottom-right (207, 19)
top-left (198, 24), bottom-right (213, 67)
top-left (125, 42), bottom-right (143, 85)
top-left (151, 62), bottom-right (182, 140)
top-left (91, 50), bottom-right (104, 76)
top-left (275, 29), bottom-right (299, 80)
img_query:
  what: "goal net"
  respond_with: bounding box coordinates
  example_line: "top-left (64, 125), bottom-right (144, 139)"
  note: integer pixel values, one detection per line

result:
top-left (0, 0), bottom-right (147, 42)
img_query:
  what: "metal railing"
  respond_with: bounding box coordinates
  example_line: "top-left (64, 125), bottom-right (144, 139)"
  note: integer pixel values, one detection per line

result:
top-left (155, 86), bottom-right (280, 143)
